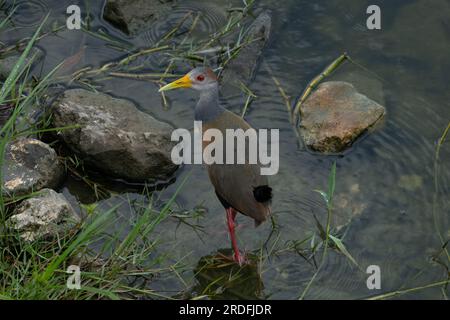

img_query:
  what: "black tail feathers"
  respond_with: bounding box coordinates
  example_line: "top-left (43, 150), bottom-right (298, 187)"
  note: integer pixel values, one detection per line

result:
top-left (253, 185), bottom-right (272, 203)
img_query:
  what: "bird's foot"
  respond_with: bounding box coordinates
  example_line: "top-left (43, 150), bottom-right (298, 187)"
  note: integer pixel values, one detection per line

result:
top-left (233, 251), bottom-right (246, 266)
top-left (217, 251), bottom-right (247, 266)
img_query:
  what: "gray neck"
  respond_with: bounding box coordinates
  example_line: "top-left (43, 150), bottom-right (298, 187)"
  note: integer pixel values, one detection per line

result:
top-left (195, 84), bottom-right (224, 122)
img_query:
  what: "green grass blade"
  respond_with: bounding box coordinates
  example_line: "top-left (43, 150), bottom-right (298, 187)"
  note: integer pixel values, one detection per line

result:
top-left (313, 189), bottom-right (329, 207)
top-left (40, 205), bottom-right (119, 282)
top-left (0, 6), bottom-right (16, 30)
top-left (329, 234), bottom-right (358, 267)
top-left (327, 162), bottom-right (336, 205)
top-left (0, 14), bottom-right (48, 101)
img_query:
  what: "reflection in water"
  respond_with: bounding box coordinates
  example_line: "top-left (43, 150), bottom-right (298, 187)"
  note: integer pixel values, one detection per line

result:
top-left (61, 166), bottom-right (177, 205)
top-left (192, 249), bottom-right (264, 300)
top-left (137, 0), bottom-right (227, 47)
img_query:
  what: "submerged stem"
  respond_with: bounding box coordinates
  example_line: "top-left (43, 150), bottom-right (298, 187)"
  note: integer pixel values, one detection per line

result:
top-left (432, 121), bottom-right (450, 263)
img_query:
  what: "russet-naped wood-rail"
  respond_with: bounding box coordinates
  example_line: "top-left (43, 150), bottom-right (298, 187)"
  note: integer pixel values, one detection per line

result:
top-left (159, 67), bottom-right (272, 264)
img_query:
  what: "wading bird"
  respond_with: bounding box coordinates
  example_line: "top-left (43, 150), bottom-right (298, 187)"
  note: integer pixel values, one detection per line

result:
top-left (159, 67), bottom-right (272, 265)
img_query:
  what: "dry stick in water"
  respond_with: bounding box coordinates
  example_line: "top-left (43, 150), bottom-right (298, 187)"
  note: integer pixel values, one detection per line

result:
top-left (109, 72), bottom-right (180, 80)
top-left (367, 279), bottom-right (450, 300)
top-left (117, 46), bottom-right (170, 66)
top-left (263, 62), bottom-right (293, 124)
top-left (263, 61), bottom-right (304, 148)
top-left (0, 26), bottom-right (65, 56)
top-left (292, 53), bottom-right (386, 125)
top-left (96, 13), bottom-right (192, 85)
top-left (432, 120), bottom-right (450, 263)
top-left (156, 11), bottom-right (193, 45)
top-left (237, 81), bottom-right (257, 118)
top-left (158, 13), bottom-right (200, 84)
top-left (299, 162), bottom-right (336, 300)
top-left (196, 0), bottom-right (255, 52)
top-left (292, 53), bottom-right (349, 124)
top-left (62, 45), bottom-right (170, 84)
top-left (160, 12), bottom-right (201, 80)
top-left (158, 12), bottom-right (201, 107)
top-left (98, 13), bottom-right (192, 86)
top-left (240, 94), bottom-right (254, 118)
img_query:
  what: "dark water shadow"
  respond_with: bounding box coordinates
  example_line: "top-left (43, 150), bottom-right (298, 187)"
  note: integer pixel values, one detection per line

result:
top-left (190, 249), bottom-right (265, 300)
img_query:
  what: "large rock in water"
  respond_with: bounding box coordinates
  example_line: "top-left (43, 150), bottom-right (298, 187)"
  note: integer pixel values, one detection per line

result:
top-left (103, 0), bottom-right (172, 36)
top-left (299, 81), bottom-right (385, 153)
top-left (8, 189), bottom-right (79, 242)
top-left (52, 89), bottom-right (178, 181)
top-left (2, 138), bottom-right (64, 197)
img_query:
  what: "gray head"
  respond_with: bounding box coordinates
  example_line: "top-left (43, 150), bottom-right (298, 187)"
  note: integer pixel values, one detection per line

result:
top-left (158, 67), bottom-right (218, 93)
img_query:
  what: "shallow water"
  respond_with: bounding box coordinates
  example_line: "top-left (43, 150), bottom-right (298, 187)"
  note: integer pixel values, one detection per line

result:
top-left (1, 0), bottom-right (449, 299)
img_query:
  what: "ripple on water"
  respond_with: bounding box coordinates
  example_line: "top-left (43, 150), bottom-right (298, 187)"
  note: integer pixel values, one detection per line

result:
top-left (307, 250), bottom-right (411, 299)
top-left (136, 1), bottom-right (227, 47)
top-left (10, 0), bottom-right (48, 27)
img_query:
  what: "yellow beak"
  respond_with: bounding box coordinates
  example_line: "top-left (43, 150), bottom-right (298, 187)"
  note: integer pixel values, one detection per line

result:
top-left (158, 74), bottom-right (192, 92)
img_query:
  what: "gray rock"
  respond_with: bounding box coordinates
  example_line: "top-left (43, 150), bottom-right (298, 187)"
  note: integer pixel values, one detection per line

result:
top-left (220, 11), bottom-right (272, 97)
top-left (52, 89), bottom-right (178, 181)
top-left (0, 48), bottom-right (43, 80)
top-left (8, 189), bottom-right (79, 242)
top-left (103, 0), bottom-right (172, 36)
top-left (299, 81), bottom-right (385, 153)
top-left (2, 138), bottom-right (64, 197)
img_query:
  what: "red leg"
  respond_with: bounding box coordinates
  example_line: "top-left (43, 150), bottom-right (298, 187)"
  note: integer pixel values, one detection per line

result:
top-left (226, 208), bottom-right (243, 265)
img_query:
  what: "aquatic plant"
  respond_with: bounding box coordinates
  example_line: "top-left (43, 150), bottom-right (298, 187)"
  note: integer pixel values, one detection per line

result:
top-left (0, 16), bottom-right (191, 300)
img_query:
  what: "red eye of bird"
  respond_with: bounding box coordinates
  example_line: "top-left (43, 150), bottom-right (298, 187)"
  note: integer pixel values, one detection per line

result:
top-left (196, 74), bottom-right (205, 82)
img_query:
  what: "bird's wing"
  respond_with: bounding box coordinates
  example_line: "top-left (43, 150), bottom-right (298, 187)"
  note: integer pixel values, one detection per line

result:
top-left (203, 110), bottom-right (271, 224)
